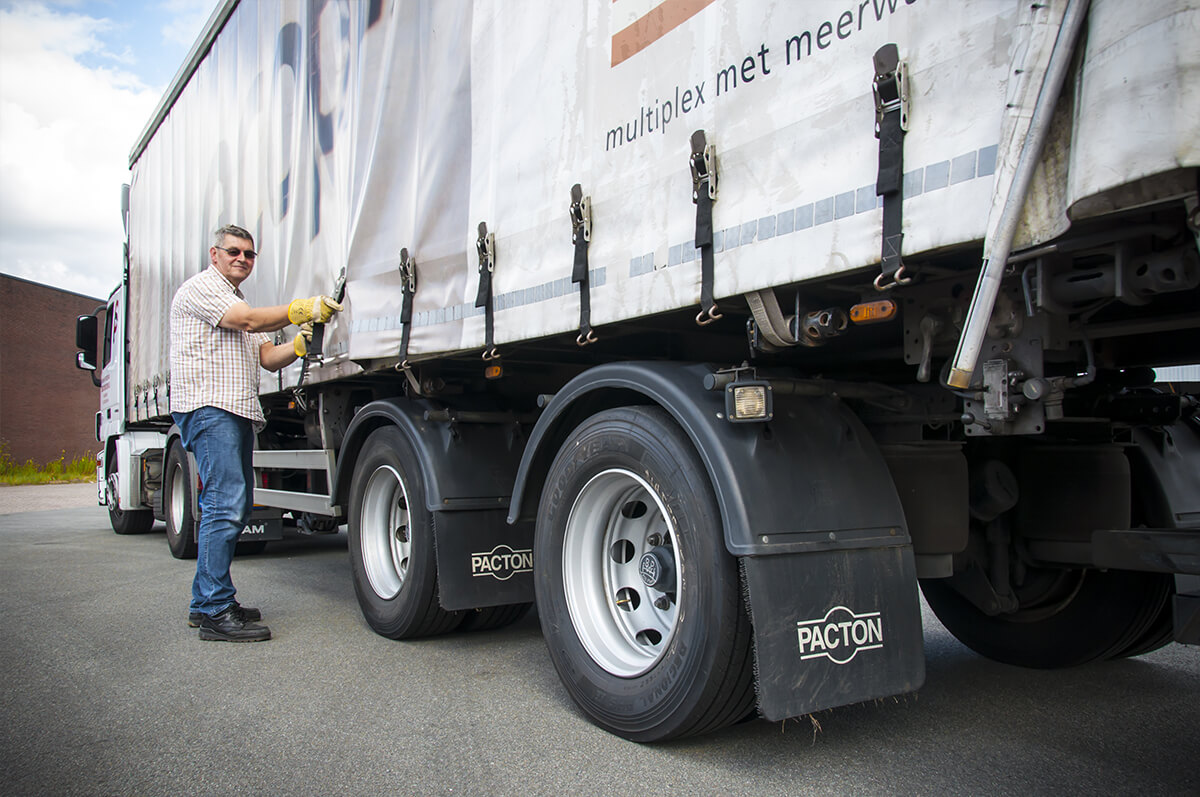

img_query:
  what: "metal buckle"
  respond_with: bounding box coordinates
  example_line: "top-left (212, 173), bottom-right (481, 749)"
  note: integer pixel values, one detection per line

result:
top-left (873, 44), bottom-right (909, 136)
top-left (332, 267), bottom-right (347, 302)
top-left (398, 248), bottom-right (417, 293)
top-left (476, 222), bottom-right (495, 273)
top-left (569, 184), bottom-right (591, 244)
top-left (690, 130), bottom-right (718, 203)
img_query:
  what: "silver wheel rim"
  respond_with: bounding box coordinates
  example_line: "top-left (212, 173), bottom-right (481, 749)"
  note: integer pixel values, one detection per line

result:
top-left (169, 463), bottom-right (185, 534)
top-left (563, 468), bottom-right (681, 677)
top-left (360, 464), bottom-right (411, 600)
top-left (106, 473), bottom-right (119, 510)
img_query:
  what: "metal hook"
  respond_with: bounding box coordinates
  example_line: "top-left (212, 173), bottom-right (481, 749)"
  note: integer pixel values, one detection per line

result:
top-left (394, 360), bottom-right (423, 396)
top-left (873, 264), bottom-right (913, 292)
top-left (576, 329), bottom-right (598, 346)
top-left (695, 304), bottom-right (723, 326)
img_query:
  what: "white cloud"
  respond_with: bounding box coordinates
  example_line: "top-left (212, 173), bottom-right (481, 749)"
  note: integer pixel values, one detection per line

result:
top-left (160, 0), bottom-right (215, 49)
top-left (0, 2), bottom-right (160, 298)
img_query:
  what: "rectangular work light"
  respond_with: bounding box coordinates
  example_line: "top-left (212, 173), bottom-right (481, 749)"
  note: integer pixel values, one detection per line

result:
top-left (725, 381), bottom-right (773, 423)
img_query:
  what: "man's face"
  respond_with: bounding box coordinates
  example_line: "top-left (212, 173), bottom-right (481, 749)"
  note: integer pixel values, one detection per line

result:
top-left (210, 235), bottom-right (256, 286)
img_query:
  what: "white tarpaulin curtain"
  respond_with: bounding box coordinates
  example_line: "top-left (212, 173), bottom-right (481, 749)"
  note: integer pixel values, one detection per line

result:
top-left (125, 0), bottom-right (1200, 421)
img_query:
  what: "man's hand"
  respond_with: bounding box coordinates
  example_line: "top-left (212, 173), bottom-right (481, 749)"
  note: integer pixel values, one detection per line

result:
top-left (287, 295), bottom-right (343, 325)
top-left (292, 323), bottom-right (314, 358)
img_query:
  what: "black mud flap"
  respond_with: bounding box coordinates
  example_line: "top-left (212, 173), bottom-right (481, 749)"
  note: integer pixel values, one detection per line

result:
top-left (239, 509), bottom-right (283, 542)
top-left (743, 544), bottom-right (924, 722)
top-left (434, 509), bottom-right (535, 611)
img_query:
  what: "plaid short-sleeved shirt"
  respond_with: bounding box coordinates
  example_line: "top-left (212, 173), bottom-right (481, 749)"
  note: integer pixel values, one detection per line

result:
top-left (169, 266), bottom-right (271, 430)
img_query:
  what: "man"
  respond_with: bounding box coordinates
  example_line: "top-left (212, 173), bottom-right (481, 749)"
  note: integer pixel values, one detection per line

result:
top-left (170, 224), bottom-right (342, 642)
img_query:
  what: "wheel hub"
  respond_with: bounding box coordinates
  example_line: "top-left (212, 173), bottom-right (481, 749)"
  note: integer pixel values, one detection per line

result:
top-left (360, 464), bottom-right (411, 600)
top-left (639, 547), bottom-right (675, 591)
top-left (170, 464), bottom-right (185, 531)
top-left (562, 468), bottom-right (681, 678)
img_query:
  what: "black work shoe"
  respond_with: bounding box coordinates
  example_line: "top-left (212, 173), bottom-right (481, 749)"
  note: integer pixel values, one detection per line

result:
top-left (198, 606), bottom-right (271, 642)
top-left (188, 603), bottom-right (261, 628)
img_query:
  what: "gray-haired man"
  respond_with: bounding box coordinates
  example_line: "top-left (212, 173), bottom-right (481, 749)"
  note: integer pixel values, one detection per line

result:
top-left (170, 224), bottom-right (341, 641)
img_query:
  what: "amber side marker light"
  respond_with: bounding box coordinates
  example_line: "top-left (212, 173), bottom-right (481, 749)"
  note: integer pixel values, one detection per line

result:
top-left (484, 363), bottom-right (504, 380)
top-left (849, 298), bottom-right (897, 324)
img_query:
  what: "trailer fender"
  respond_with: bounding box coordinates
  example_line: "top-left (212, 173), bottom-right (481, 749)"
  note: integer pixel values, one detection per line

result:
top-left (509, 361), bottom-right (909, 556)
top-left (334, 397), bottom-right (521, 512)
top-left (333, 397), bottom-right (533, 610)
top-left (512, 362), bottom-right (925, 720)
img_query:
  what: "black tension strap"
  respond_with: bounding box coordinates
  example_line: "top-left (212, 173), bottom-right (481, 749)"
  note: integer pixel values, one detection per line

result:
top-left (306, 266), bottom-right (347, 361)
top-left (398, 248), bottom-right (417, 367)
top-left (475, 222), bottom-right (499, 361)
top-left (569, 183), bottom-right (597, 346)
top-left (873, 44), bottom-right (911, 291)
top-left (295, 266), bottom-right (346, 401)
top-left (691, 129), bottom-right (722, 325)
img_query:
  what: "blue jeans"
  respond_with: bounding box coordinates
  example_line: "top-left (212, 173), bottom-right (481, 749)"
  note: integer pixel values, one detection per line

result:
top-left (172, 407), bottom-right (255, 617)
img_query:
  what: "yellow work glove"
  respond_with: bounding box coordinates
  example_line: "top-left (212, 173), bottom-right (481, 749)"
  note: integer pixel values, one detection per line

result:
top-left (287, 295), bottom-right (343, 325)
top-left (292, 323), bottom-right (314, 358)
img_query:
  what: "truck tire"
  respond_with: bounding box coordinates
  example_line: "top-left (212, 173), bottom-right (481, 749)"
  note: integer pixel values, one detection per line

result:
top-left (534, 406), bottom-right (755, 742)
top-left (164, 442), bottom-right (198, 559)
top-left (347, 425), bottom-right (462, 638)
top-left (1112, 600), bottom-right (1174, 659)
top-left (106, 472), bottom-right (154, 535)
top-left (1109, 429), bottom-right (1184, 659)
top-left (920, 568), bottom-right (1174, 668)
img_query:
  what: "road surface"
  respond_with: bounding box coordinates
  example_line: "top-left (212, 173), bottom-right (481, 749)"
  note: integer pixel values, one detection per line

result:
top-left (0, 485), bottom-right (1196, 795)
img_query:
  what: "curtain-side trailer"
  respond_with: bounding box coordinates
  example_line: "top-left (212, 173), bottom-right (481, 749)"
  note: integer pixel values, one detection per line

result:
top-left (75, 0), bottom-right (1199, 741)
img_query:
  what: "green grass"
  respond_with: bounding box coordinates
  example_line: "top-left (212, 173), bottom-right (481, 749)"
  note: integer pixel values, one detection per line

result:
top-left (0, 442), bottom-right (96, 485)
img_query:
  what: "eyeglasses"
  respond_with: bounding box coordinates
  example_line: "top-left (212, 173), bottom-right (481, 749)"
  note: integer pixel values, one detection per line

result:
top-left (216, 245), bottom-right (258, 260)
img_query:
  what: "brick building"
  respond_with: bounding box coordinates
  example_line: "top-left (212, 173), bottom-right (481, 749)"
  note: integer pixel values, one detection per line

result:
top-left (0, 274), bottom-right (106, 467)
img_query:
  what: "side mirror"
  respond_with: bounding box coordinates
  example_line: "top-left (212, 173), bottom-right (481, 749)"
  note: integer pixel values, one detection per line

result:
top-left (76, 314), bottom-right (101, 387)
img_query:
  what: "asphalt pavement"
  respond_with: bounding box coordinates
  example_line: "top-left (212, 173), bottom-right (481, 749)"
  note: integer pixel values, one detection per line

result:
top-left (0, 486), bottom-right (1197, 796)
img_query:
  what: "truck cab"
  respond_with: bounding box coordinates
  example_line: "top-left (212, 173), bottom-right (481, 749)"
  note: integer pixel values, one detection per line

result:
top-left (75, 207), bottom-right (282, 551)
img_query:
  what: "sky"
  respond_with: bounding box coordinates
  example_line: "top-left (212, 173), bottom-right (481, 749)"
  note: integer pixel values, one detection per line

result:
top-left (0, 0), bottom-right (219, 300)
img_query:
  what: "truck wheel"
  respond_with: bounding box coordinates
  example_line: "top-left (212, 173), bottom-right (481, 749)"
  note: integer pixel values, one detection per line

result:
top-left (164, 442), bottom-right (198, 559)
top-left (920, 568), bottom-right (1174, 668)
top-left (348, 426), bottom-right (462, 638)
top-left (106, 472), bottom-right (154, 535)
top-left (535, 407), bottom-right (755, 742)
top-left (458, 603), bottom-right (532, 632)
top-left (1109, 443), bottom-right (1180, 659)
top-left (1112, 599), bottom-right (1174, 659)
